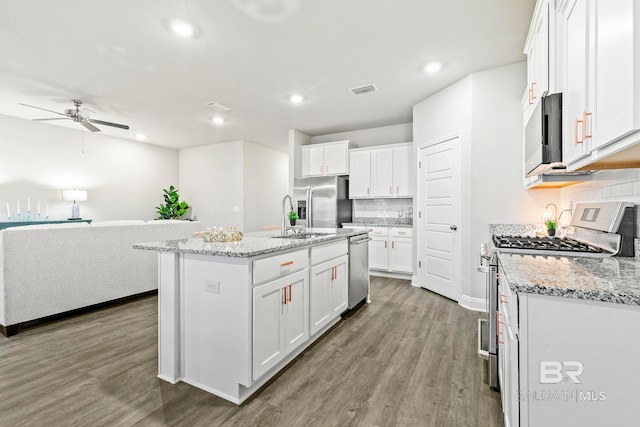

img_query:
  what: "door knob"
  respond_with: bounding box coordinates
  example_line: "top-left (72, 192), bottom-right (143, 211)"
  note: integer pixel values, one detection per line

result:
top-left (450, 225), bottom-right (458, 231)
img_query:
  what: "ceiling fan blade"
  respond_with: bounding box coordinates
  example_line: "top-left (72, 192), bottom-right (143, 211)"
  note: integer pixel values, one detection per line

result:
top-left (79, 121), bottom-right (101, 132)
top-left (32, 118), bottom-right (70, 121)
top-left (88, 118), bottom-right (130, 130)
top-left (18, 103), bottom-right (69, 117)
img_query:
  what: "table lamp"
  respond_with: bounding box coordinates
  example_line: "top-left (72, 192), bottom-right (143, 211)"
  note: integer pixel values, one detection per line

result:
top-left (62, 189), bottom-right (88, 220)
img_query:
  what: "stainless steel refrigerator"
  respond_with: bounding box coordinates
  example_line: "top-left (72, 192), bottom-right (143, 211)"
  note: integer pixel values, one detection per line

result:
top-left (293, 176), bottom-right (352, 228)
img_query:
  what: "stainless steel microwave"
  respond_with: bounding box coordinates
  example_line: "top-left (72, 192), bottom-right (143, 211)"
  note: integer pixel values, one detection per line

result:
top-left (525, 93), bottom-right (563, 177)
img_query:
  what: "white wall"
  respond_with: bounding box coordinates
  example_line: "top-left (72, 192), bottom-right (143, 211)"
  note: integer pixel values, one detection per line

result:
top-left (0, 114), bottom-right (178, 222)
top-left (310, 123), bottom-right (413, 148)
top-left (413, 62), bottom-right (561, 308)
top-left (179, 141), bottom-right (244, 229)
top-left (179, 140), bottom-right (288, 232)
top-left (243, 141), bottom-right (289, 232)
top-left (289, 129), bottom-right (310, 187)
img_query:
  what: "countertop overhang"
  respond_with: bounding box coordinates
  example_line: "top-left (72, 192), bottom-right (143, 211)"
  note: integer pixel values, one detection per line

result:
top-left (134, 228), bottom-right (368, 258)
top-left (498, 251), bottom-right (640, 305)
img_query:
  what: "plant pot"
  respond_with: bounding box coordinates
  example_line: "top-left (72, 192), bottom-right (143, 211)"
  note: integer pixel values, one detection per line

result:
top-left (547, 228), bottom-right (556, 237)
top-left (289, 219), bottom-right (297, 226)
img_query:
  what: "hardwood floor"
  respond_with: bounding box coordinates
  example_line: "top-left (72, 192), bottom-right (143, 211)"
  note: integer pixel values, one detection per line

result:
top-left (0, 277), bottom-right (503, 427)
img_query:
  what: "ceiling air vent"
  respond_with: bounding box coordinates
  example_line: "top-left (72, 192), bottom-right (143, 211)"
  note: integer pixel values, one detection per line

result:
top-left (205, 101), bottom-right (231, 112)
top-left (349, 84), bottom-right (378, 95)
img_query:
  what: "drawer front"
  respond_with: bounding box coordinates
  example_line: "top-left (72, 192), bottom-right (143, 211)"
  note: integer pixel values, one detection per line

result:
top-left (311, 239), bottom-right (348, 266)
top-left (367, 227), bottom-right (389, 237)
top-left (390, 227), bottom-right (413, 238)
top-left (253, 249), bottom-right (309, 285)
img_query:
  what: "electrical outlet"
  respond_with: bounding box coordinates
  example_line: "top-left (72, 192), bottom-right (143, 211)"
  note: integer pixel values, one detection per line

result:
top-left (232, 206), bottom-right (240, 213)
top-left (205, 280), bottom-right (220, 293)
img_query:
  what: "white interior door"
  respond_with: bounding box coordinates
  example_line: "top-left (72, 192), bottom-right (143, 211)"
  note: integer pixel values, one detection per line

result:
top-left (417, 136), bottom-right (461, 301)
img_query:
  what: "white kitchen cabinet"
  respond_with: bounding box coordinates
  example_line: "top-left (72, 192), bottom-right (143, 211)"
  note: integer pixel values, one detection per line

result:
top-left (253, 269), bottom-right (309, 380)
top-left (301, 140), bottom-right (350, 177)
top-left (392, 145), bottom-right (413, 197)
top-left (348, 143), bottom-right (413, 199)
top-left (348, 150), bottom-right (371, 197)
top-left (371, 148), bottom-right (394, 197)
top-left (389, 227), bottom-right (413, 273)
top-left (369, 234), bottom-right (389, 271)
top-left (498, 282), bottom-right (519, 427)
top-left (309, 255), bottom-right (348, 336)
top-left (562, 0), bottom-right (591, 165)
top-left (345, 226), bottom-right (413, 275)
top-left (560, 0), bottom-right (640, 169)
top-left (523, 0), bottom-right (550, 115)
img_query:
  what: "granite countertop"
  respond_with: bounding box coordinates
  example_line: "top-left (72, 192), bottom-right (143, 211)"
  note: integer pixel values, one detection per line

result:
top-left (134, 228), bottom-right (368, 258)
top-left (498, 252), bottom-right (640, 305)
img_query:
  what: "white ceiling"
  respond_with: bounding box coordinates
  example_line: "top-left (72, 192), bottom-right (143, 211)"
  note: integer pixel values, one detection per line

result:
top-left (0, 0), bottom-right (535, 151)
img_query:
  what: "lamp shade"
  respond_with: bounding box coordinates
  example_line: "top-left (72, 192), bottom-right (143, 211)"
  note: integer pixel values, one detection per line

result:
top-left (62, 189), bottom-right (88, 202)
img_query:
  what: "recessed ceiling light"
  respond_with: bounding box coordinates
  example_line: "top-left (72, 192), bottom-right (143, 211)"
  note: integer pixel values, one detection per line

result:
top-left (424, 62), bottom-right (443, 74)
top-left (170, 19), bottom-right (196, 38)
top-left (135, 133), bottom-right (147, 141)
top-left (211, 117), bottom-right (226, 125)
top-left (289, 94), bottom-right (305, 104)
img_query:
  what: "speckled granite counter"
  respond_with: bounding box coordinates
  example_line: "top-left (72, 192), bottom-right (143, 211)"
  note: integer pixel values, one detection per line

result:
top-left (134, 228), bottom-right (367, 258)
top-left (498, 252), bottom-right (640, 305)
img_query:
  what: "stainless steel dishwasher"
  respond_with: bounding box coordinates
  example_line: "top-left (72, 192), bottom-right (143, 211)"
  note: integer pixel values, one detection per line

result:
top-left (348, 234), bottom-right (371, 309)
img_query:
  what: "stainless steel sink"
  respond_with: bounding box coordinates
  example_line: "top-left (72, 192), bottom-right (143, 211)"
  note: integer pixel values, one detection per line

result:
top-left (272, 233), bottom-right (335, 240)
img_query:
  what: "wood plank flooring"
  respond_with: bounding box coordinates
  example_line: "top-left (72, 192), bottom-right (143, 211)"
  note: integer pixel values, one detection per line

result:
top-left (0, 276), bottom-right (503, 427)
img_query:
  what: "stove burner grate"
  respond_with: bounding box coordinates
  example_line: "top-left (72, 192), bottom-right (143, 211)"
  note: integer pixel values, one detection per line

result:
top-left (492, 235), bottom-right (604, 253)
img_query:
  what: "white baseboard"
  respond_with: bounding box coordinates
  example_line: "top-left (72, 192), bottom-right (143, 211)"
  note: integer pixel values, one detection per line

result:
top-left (370, 270), bottom-right (412, 280)
top-left (458, 294), bottom-right (487, 312)
top-left (410, 275), bottom-right (419, 287)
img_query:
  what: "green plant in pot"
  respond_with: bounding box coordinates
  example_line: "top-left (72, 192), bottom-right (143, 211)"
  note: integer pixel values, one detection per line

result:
top-left (288, 210), bottom-right (299, 226)
top-left (545, 219), bottom-right (557, 236)
top-left (156, 185), bottom-right (191, 220)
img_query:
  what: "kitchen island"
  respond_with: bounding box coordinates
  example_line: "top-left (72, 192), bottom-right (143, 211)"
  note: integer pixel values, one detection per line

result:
top-left (496, 252), bottom-right (640, 427)
top-left (134, 228), bottom-right (368, 404)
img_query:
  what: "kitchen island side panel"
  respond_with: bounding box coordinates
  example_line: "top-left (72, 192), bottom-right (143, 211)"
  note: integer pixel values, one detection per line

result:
top-left (181, 254), bottom-right (253, 398)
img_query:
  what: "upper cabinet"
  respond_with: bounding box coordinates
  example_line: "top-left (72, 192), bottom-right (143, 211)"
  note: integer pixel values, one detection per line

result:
top-left (348, 143), bottom-right (413, 199)
top-left (559, 0), bottom-right (640, 171)
top-left (301, 140), bottom-right (351, 177)
top-left (523, 0), bottom-right (550, 115)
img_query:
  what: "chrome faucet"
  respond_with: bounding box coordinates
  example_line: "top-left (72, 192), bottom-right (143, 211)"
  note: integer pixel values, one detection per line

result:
top-left (282, 194), bottom-right (294, 236)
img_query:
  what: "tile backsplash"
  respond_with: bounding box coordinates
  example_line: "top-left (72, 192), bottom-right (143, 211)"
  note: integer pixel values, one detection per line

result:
top-left (353, 199), bottom-right (413, 220)
top-left (560, 169), bottom-right (640, 235)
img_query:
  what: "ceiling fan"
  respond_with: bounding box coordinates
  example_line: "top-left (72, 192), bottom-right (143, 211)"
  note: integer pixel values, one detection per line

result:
top-left (19, 99), bottom-right (129, 132)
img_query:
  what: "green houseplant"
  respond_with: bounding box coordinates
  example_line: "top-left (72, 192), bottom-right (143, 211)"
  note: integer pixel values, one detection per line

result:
top-left (545, 219), bottom-right (557, 236)
top-left (288, 210), bottom-right (299, 226)
top-left (156, 185), bottom-right (191, 220)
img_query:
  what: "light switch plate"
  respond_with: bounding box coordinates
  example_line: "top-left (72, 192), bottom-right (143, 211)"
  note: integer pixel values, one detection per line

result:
top-left (232, 206), bottom-right (240, 213)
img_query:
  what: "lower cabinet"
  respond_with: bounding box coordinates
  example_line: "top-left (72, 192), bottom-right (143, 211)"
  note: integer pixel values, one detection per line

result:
top-left (349, 226), bottom-right (413, 274)
top-left (310, 255), bottom-right (348, 336)
top-left (252, 269), bottom-right (309, 380)
top-left (498, 282), bottom-right (519, 427)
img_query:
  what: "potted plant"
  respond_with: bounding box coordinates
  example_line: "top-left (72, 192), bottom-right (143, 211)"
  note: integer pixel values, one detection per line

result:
top-left (156, 185), bottom-right (192, 220)
top-left (545, 219), bottom-right (557, 236)
top-left (288, 210), bottom-right (299, 226)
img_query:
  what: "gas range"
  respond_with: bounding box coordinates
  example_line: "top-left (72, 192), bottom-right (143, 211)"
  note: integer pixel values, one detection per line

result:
top-left (492, 202), bottom-right (636, 258)
top-left (492, 235), bottom-right (605, 255)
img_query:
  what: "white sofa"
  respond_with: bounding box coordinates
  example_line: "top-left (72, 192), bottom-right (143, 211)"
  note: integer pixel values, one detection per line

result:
top-left (0, 220), bottom-right (201, 336)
